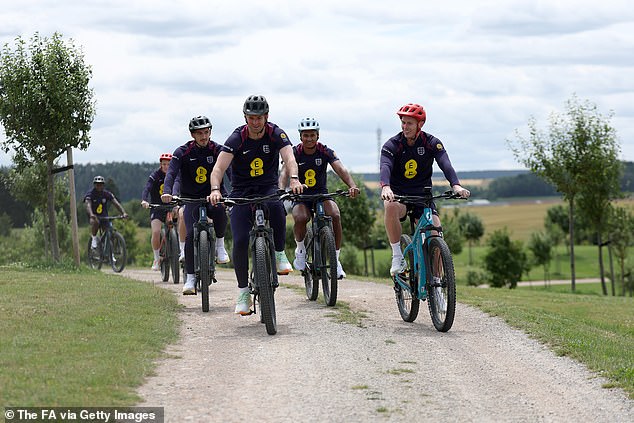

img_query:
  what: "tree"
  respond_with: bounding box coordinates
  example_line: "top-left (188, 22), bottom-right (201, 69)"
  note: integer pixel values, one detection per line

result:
top-left (528, 231), bottom-right (553, 286)
top-left (458, 211), bottom-right (484, 265)
top-left (608, 206), bottom-right (634, 296)
top-left (509, 95), bottom-right (619, 292)
top-left (0, 32), bottom-right (95, 261)
top-left (483, 228), bottom-right (527, 289)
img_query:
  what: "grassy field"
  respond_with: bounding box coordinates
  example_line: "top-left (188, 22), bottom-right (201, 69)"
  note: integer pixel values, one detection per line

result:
top-left (0, 266), bottom-right (179, 407)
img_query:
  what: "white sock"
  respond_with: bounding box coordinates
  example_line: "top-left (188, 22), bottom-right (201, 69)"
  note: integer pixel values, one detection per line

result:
top-left (215, 237), bottom-right (225, 249)
top-left (180, 241), bottom-right (185, 254)
top-left (153, 249), bottom-right (160, 261)
top-left (91, 235), bottom-right (98, 246)
top-left (391, 241), bottom-right (402, 257)
top-left (336, 249), bottom-right (340, 260)
top-left (239, 287), bottom-right (250, 294)
top-left (295, 240), bottom-right (305, 253)
top-left (186, 274), bottom-right (195, 284)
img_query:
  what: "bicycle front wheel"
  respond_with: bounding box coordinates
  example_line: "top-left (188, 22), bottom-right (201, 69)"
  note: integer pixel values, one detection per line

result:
top-left (87, 238), bottom-right (102, 270)
top-left (110, 232), bottom-right (127, 273)
top-left (169, 228), bottom-right (180, 284)
top-left (395, 234), bottom-right (419, 322)
top-left (160, 228), bottom-right (170, 282)
top-left (199, 230), bottom-right (211, 312)
top-left (303, 229), bottom-right (318, 301)
top-left (254, 236), bottom-right (276, 335)
top-left (427, 237), bottom-right (456, 332)
top-left (319, 226), bottom-right (337, 306)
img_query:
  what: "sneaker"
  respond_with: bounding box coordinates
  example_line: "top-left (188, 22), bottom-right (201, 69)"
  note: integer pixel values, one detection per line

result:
top-left (182, 276), bottom-right (196, 295)
top-left (275, 251), bottom-right (293, 275)
top-left (151, 259), bottom-right (159, 271)
top-left (337, 261), bottom-right (346, 279)
top-left (216, 245), bottom-right (230, 264)
top-left (234, 291), bottom-right (252, 315)
top-left (179, 250), bottom-right (185, 263)
top-left (390, 255), bottom-right (406, 276)
top-left (293, 249), bottom-right (306, 271)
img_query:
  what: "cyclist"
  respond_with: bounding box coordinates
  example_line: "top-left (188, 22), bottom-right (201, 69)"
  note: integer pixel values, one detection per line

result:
top-left (161, 115), bottom-right (230, 295)
top-left (279, 117), bottom-right (360, 279)
top-left (84, 175), bottom-right (128, 249)
top-left (380, 103), bottom-right (470, 276)
top-left (208, 94), bottom-right (303, 315)
top-left (141, 153), bottom-right (179, 271)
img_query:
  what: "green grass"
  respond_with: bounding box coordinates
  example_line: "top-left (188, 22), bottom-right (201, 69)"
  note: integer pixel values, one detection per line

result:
top-left (459, 285), bottom-right (634, 398)
top-left (0, 266), bottom-right (180, 407)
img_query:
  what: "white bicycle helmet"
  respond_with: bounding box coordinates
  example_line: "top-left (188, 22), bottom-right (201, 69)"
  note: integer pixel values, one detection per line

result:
top-left (93, 175), bottom-right (105, 184)
top-left (298, 117), bottom-right (320, 132)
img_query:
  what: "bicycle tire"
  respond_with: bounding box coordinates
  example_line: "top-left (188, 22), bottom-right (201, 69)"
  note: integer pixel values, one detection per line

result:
top-left (199, 230), bottom-right (211, 312)
top-left (396, 234), bottom-right (420, 322)
top-left (255, 236), bottom-right (277, 335)
top-left (160, 228), bottom-right (169, 281)
top-left (169, 228), bottom-right (180, 284)
top-left (427, 237), bottom-right (456, 332)
top-left (303, 228), bottom-right (318, 301)
top-left (319, 226), bottom-right (337, 306)
top-left (110, 232), bottom-right (127, 273)
top-left (87, 238), bottom-right (102, 270)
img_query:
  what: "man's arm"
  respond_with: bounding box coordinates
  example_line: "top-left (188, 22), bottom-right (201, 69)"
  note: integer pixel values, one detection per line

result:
top-left (278, 162), bottom-right (289, 190)
top-left (209, 151), bottom-right (233, 204)
top-left (280, 145), bottom-right (303, 194)
top-left (112, 197), bottom-right (128, 217)
top-left (331, 160), bottom-right (360, 198)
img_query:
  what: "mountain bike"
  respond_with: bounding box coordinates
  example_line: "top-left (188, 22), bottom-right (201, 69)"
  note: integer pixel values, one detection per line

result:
top-left (171, 197), bottom-right (216, 313)
top-left (149, 203), bottom-right (180, 284)
top-left (391, 190), bottom-right (464, 332)
top-left (291, 190), bottom-right (349, 306)
top-left (223, 190), bottom-right (292, 335)
top-left (87, 216), bottom-right (127, 273)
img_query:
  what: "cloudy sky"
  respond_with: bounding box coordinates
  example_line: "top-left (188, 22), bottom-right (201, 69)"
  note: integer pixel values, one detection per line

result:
top-left (1, 0), bottom-right (633, 174)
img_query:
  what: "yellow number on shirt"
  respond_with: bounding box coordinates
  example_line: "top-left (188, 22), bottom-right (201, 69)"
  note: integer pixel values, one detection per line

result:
top-left (159, 183), bottom-right (164, 196)
top-left (250, 158), bottom-right (264, 177)
top-left (404, 159), bottom-right (417, 179)
top-left (96, 203), bottom-right (103, 215)
top-left (304, 169), bottom-right (316, 187)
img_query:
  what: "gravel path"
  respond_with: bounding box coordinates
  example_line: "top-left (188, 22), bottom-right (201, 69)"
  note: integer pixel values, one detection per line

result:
top-left (118, 268), bottom-right (633, 422)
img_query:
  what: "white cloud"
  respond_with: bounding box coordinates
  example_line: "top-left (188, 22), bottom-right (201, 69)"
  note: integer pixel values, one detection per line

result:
top-left (1, 0), bottom-right (633, 174)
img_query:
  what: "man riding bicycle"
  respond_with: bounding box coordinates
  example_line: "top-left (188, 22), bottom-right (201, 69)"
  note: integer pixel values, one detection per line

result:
top-left (84, 175), bottom-right (128, 249)
top-left (279, 117), bottom-right (360, 279)
top-left (161, 115), bottom-right (230, 295)
top-left (208, 95), bottom-right (303, 315)
top-left (380, 103), bottom-right (470, 276)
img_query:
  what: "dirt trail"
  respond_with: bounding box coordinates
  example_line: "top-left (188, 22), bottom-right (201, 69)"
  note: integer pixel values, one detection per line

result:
top-left (117, 268), bottom-right (633, 422)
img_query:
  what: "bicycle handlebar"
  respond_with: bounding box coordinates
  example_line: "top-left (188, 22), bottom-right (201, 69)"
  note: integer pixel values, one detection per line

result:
top-left (393, 190), bottom-right (466, 205)
top-left (286, 189), bottom-right (350, 203)
top-left (97, 215), bottom-right (127, 221)
top-left (164, 196), bottom-right (209, 206)
top-left (221, 190), bottom-right (293, 207)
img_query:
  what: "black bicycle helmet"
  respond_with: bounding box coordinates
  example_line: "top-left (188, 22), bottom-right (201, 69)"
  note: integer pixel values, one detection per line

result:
top-left (243, 95), bottom-right (269, 115)
top-left (189, 115), bottom-right (212, 132)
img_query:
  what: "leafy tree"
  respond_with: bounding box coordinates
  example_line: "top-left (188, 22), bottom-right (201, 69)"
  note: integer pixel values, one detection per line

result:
top-left (483, 228), bottom-right (527, 289)
top-left (528, 231), bottom-right (553, 285)
top-left (328, 174), bottom-right (375, 249)
top-left (0, 32), bottom-right (95, 261)
top-left (608, 206), bottom-right (634, 296)
top-left (458, 211), bottom-right (484, 265)
top-left (509, 95), bottom-right (619, 292)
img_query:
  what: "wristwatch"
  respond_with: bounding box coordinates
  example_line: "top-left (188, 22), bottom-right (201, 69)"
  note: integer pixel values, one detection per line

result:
top-left (290, 175), bottom-right (299, 180)
top-left (210, 185), bottom-right (220, 191)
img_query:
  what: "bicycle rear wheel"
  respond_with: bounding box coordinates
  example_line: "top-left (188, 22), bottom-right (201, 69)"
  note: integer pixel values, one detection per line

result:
top-left (395, 234), bottom-right (419, 322)
top-left (110, 232), bottom-right (127, 273)
top-left (160, 228), bottom-right (169, 281)
top-left (319, 226), bottom-right (337, 306)
top-left (199, 230), bottom-right (211, 312)
top-left (169, 228), bottom-right (180, 284)
top-left (255, 236), bottom-right (276, 335)
top-left (427, 237), bottom-right (456, 332)
top-left (87, 238), bottom-right (102, 270)
top-left (303, 229), bottom-right (318, 301)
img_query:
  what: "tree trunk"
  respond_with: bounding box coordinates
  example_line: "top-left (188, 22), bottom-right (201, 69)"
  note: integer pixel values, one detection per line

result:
top-left (568, 198), bottom-right (576, 292)
top-left (67, 148), bottom-right (80, 266)
top-left (597, 233), bottom-right (607, 295)
top-left (607, 242), bottom-right (615, 296)
top-left (46, 157), bottom-right (60, 261)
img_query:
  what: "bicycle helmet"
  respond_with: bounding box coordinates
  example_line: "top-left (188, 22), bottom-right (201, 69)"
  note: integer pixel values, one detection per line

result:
top-left (159, 153), bottom-right (172, 161)
top-left (243, 95), bottom-right (269, 115)
top-left (189, 115), bottom-right (212, 132)
top-left (298, 117), bottom-right (320, 132)
top-left (397, 103), bottom-right (426, 123)
top-left (93, 175), bottom-right (105, 184)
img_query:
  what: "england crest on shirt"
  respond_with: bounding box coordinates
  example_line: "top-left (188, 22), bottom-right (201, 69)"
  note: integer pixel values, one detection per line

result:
top-left (315, 158), bottom-right (322, 166)
top-left (417, 147), bottom-right (425, 156)
top-left (207, 156), bottom-right (214, 164)
top-left (263, 145), bottom-right (270, 154)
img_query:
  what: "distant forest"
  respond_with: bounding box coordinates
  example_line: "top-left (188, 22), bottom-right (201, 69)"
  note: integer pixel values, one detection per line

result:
top-left (0, 161), bottom-right (632, 228)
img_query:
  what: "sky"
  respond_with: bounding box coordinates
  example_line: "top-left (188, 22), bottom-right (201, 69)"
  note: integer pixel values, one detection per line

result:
top-left (1, 0), bottom-right (633, 174)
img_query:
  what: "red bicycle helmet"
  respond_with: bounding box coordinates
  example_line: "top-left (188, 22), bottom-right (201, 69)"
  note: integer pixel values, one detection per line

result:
top-left (397, 103), bottom-right (426, 123)
top-left (160, 153), bottom-right (172, 161)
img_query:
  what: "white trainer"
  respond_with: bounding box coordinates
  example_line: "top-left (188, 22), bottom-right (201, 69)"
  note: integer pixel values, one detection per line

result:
top-left (234, 291), bottom-right (252, 315)
top-left (337, 261), bottom-right (346, 279)
top-left (275, 251), bottom-right (292, 275)
top-left (179, 250), bottom-right (185, 263)
top-left (182, 275), bottom-right (196, 295)
top-left (216, 245), bottom-right (230, 264)
top-left (390, 255), bottom-right (406, 276)
top-left (293, 249), bottom-right (306, 271)
top-left (151, 259), bottom-right (159, 271)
